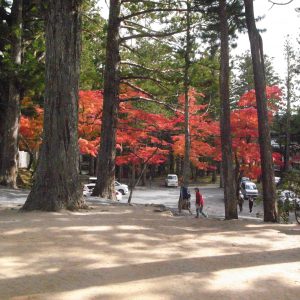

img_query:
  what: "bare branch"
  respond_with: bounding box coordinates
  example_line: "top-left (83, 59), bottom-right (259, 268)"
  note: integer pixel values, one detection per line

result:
top-left (121, 61), bottom-right (159, 72)
top-left (121, 0), bottom-right (162, 4)
top-left (120, 44), bottom-right (142, 57)
top-left (121, 95), bottom-right (183, 114)
top-left (121, 28), bottom-right (184, 42)
top-left (121, 75), bottom-right (163, 84)
top-left (120, 61), bottom-right (175, 76)
top-left (123, 20), bottom-right (153, 31)
top-left (121, 8), bottom-right (188, 21)
top-left (120, 81), bottom-right (183, 113)
top-left (121, 80), bottom-right (154, 97)
top-left (268, 0), bottom-right (294, 5)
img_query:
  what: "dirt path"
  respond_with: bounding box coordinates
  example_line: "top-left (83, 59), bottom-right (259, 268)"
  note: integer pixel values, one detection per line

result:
top-left (0, 201), bottom-right (299, 300)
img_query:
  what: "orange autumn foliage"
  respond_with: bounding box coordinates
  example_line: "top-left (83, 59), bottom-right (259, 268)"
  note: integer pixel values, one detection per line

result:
top-left (19, 97), bottom-right (43, 152)
top-left (171, 89), bottom-right (220, 170)
top-left (231, 86), bottom-right (283, 179)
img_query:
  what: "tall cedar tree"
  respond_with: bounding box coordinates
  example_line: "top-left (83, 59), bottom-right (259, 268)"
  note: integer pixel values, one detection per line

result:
top-left (194, 0), bottom-right (244, 215)
top-left (92, 0), bottom-right (186, 199)
top-left (0, 0), bottom-right (22, 188)
top-left (244, 0), bottom-right (277, 222)
top-left (183, 0), bottom-right (192, 187)
top-left (219, 0), bottom-right (237, 219)
top-left (92, 0), bottom-right (121, 199)
top-left (283, 37), bottom-right (297, 172)
top-left (22, 0), bottom-right (85, 211)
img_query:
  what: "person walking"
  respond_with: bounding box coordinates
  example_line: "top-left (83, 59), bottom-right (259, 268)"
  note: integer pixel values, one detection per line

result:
top-left (195, 187), bottom-right (207, 218)
top-left (249, 196), bottom-right (254, 213)
top-left (178, 180), bottom-right (192, 214)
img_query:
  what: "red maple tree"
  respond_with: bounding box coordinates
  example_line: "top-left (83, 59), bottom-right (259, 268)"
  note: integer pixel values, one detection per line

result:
top-left (231, 86), bottom-right (283, 179)
top-left (171, 89), bottom-right (220, 170)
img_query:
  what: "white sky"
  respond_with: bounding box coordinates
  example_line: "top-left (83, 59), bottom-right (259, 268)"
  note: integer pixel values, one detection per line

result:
top-left (236, 0), bottom-right (300, 79)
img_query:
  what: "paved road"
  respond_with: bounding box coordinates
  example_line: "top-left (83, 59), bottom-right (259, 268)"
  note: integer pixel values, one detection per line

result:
top-left (0, 184), bottom-right (264, 220)
top-left (122, 185), bottom-right (223, 214)
top-left (119, 184), bottom-right (264, 219)
top-left (0, 187), bottom-right (29, 206)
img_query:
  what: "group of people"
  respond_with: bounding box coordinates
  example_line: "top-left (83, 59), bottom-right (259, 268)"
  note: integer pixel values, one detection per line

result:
top-left (179, 182), bottom-right (256, 217)
top-left (178, 184), bottom-right (208, 218)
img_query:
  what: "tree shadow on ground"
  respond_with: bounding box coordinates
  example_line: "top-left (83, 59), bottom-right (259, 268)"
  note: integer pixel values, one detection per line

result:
top-left (0, 201), bottom-right (299, 299)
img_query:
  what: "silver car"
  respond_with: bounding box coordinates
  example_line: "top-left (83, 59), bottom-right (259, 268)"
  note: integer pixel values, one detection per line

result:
top-left (240, 181), bottom-right (259, 199)
top-left (165, 174), bottom-right (178, 187)
top-left (88, 177), bottom-right (128, 195)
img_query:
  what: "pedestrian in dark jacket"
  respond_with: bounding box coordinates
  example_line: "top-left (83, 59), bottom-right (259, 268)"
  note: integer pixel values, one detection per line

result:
top-left (178, 181), bottom-right (192, 214)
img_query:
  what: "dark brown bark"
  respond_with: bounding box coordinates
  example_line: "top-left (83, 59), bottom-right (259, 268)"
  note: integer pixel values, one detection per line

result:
top-left (0, 0), bottom-right (22, 188)
top-left (219, 0), bottom-right (237, 219)
top-left (22, 0), bottom-right (84, 211)
top-left (92, 0), bottom-right (121, 200)
top-left (244, 0), bottom-right (277, 222)
top-left (183, 0), bottom-right (191, 187)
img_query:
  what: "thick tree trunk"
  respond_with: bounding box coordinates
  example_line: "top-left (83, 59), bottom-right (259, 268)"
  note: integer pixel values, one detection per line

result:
top-left (22, 0), bottom-right (84, 211)
top-left (183, 0), bottom-right (191, 187)
top-left (92, 0), bottom-right (121, 200)
top-left (219, 0), bottom-right (237, 219)
top-left (244, 0), bottom-right (277, 222)
top-left (0, 0), bottom-right (22, 188)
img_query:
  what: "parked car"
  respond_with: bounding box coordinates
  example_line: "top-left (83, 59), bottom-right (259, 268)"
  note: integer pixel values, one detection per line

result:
top-left (240, 181), bottom-right (259, 199)
top-left (83, 183), bottom-right (95, 196)
top-left (278, 190), bottom-right (300, 202)
top-left (165, 174), bottom-right (178, 187)
top-left (83, 183), bottom-right (122, 200)
top-left (240, 177), bottom-right (250, 183)
top-left (88, 177), bottom-right (129, 195)
top-left (114, 181), bottom-right (129, 195)
top-left (275, 176), bottom-right (281, 185)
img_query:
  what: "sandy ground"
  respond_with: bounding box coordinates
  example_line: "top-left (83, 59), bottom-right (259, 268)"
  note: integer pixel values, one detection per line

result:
top-left (0, 200), bottom-right (300, 300)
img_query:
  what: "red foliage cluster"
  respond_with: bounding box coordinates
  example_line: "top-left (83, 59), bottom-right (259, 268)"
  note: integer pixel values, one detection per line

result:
top-left (19, 85), bottom-right (283, 177)
top-left (19, 97), bottom-right (43, 152)
top-left (78, 90), bottom-right (103, 157)
top-left (172, 89), bottom-right (220, 170)
top-left (231, 86), bottom-right (283, 179)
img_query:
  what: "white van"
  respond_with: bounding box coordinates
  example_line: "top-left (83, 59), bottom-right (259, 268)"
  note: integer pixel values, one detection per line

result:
top-left (240, 181), bottom-right (259, 199)
top-left (165, 174), bottom-right (178, 187)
